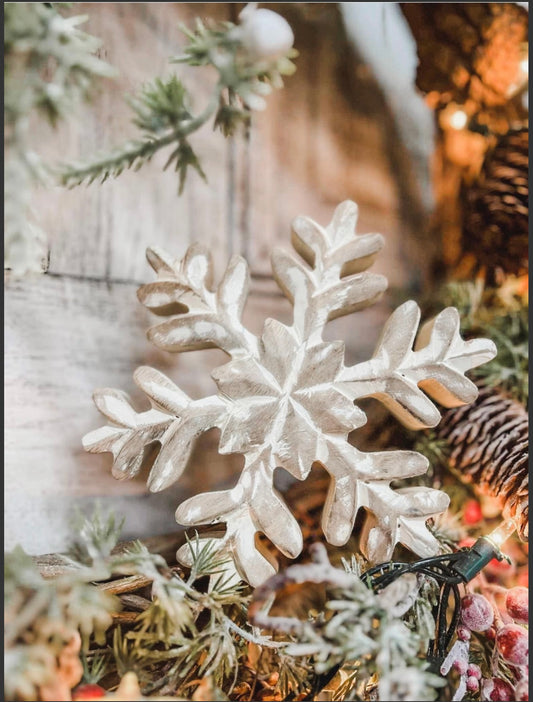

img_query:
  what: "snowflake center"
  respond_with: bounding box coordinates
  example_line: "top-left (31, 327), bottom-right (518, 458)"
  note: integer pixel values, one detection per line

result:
top-left (275, 344), bottom-right (308, 395)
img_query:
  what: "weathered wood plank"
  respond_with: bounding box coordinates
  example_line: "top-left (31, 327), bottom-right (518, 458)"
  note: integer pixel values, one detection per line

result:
top-left (5, 274), bottom-right (231, 495)
top-left (5, 271), bottom-right (388, 554)
top-left (31, 3), bottom-right (421, 288)
top-left (34, 3), bottom-right (236, 284)
top-left (6, 3), bottom-right (433, 556)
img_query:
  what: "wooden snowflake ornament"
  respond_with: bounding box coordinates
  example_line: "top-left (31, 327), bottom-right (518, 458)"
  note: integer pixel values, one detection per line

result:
top-left (83, 201), bottom-right (497, 586)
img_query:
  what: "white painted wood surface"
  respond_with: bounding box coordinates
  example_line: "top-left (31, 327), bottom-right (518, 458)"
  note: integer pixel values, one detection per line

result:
top-left (5, 3), bottom-right (432, 555)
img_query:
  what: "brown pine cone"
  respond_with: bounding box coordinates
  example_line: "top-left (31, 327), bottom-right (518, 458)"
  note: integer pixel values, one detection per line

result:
top-left (437, 386), bottom-right (528, 540)
top-left (461, 127), bottom-right (528, 276)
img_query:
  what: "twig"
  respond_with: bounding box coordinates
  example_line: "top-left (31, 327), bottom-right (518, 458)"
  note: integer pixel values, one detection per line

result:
top-left (97, 574), bottom-right (153, 595)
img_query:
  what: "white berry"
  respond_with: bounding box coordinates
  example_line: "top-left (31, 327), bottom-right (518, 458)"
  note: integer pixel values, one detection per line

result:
top-left (239, 6), bottom-right (294, 61)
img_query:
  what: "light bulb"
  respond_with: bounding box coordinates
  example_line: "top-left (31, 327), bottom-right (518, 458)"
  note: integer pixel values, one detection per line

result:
top-left (449, 109), bottom-right (468, 130)
top-left (485, 520), bottom-right (516, 548)
top-left (451, 520), bottom-right (515, 582)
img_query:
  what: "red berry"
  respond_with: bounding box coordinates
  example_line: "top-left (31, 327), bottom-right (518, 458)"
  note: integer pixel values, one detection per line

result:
top-left (457, 625), bottom-right (471, 641)
top-left (486, 626), bottom-right (496, 641)
top-left (481, 677), bottom-right (515, 701)
top-left (496, 624), bottom-right (529, 666)
top-left (463, 499), bottom-right (483, 525)
top-left (466, 676), bottom-right (480, 692)
top-left (453, 658), bottom-right (468, 675)
top-left (467, 664), bottom-right (482, 679)
top-left (486, 557), bottom-right (514, 573)
top-left (72, 684), bottom-right (106, 700)
top-left (517, 569), bottom-right (528, 588)
top-left (461, 594), bottom-right (494, 632)
top-left (515, 679), bottom-right (529, 701)
top-left (505, 587), bottom-right (528, 624)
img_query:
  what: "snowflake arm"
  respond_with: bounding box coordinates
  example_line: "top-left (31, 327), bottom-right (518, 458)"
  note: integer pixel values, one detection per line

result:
top-left (137, 244), bottom-right (259, 359)
top-left (83, 367), bottom-right (226, 490)
top-left (82, 386), bottom-right (174, 480)
top-left (318, 437), bottom-right (449, 560)
top-left (338, 300), bottom-right (497, 429)
top-left (360, 485), bottom-right (450, 562)
top-left (175, 451), bottom-right (303, 587)
top-left (272, 200), bottom-right (388, 345)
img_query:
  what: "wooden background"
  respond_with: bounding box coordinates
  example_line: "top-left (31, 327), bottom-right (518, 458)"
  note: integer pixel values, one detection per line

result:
top-left (4, 3), bottom-right (435, 554)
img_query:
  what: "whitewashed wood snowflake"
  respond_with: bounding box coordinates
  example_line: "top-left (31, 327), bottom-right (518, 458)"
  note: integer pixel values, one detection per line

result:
top-left (83, 201), bottom-right (497, 586)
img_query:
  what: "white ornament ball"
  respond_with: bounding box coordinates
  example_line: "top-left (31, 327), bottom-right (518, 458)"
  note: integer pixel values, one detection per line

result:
top-left (239, 7), bottom-right (294, 61)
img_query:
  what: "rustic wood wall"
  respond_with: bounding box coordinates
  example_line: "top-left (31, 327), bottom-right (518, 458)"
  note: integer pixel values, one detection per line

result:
top-left (4, 3), bottom-right (432, 554)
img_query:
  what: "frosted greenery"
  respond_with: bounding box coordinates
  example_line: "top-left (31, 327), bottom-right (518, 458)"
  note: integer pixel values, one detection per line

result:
top-left (4, 2), bottom-right (114, 274)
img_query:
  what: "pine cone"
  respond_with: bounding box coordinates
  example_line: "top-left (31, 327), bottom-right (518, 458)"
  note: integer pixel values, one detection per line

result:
top-left (437, 386), bottom-right (528, 540)
top-left (461, 127), bottom-right (528, 276)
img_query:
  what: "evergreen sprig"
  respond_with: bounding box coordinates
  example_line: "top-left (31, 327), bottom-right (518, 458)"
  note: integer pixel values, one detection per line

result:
top-left (6, 506), bottom-right (448, 701)
top-left (34, 509), bottom-right (307, 699)
top-left (60, 15), bottom-right (297, 192)
top-left (4, 3), bottom-right (114, 129)
top-left (103, 534), bottom-right (289, 696)
top-left (252, 545), bottom-right (444, 701)
top-left (60, 75), bottom-right (209, 194)
top-left (68, 504), bottom-right (125, 566)
top-left (4, 546), bottom-right (117, 701)
top-left (470, 305), bottom-right (528, 406)
top-left (4, 2), bottom-right (114, 274)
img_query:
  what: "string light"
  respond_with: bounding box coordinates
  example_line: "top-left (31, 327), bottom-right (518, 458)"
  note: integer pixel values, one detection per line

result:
top-left (361, 519), bottom-right (516, 667)
top-left (450, 521), bottom-right (513, 583)
top-left (449, 109), bottom-right (468, 130)
top-left (484, 519), bottom-right (516, 548)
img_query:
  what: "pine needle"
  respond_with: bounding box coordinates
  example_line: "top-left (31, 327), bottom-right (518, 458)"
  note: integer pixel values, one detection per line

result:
top-left (59, 17), bottom-right (297, 193)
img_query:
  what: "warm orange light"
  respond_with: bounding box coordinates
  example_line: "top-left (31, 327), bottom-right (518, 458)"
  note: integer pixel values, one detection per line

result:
top-left (485, 520), bottom-right (516, 549)
top-left (449, 109), bottom-right (468, 130)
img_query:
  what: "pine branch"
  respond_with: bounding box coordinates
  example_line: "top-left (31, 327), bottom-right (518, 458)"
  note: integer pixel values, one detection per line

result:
top-left (6, 507), bottom-right (312, 700)
top-left (68, 505), bottom-right (126, 565)
top-left (4, 4), bottom-right (114, 128)
top-left (59, 13), bottom-right (297, 192)
top-left (4, 543), bottom-right (117, 701)
top-left (80, 648), bottom-right (110, 685)
top-left (250, 544), bottom-right (444, 702)
top-left (60, 77), bottom-right (216, 191)
top-left (101, 532), bottom-right (283, 696)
